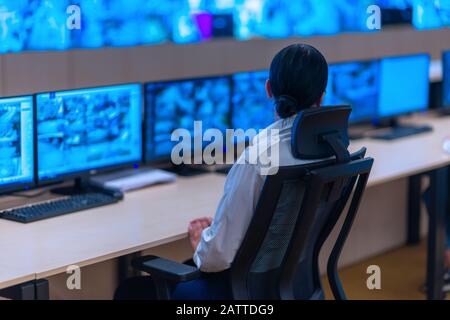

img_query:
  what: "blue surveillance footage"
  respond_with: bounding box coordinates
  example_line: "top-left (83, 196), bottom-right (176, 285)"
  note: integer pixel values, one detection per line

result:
top-left (0, 1), bottom-right (444, 53)
top-left (232, 70), bottom-right (274, 131)
top-left (145, 77), bottom-right (231, 161)
top-left (378, 54), bottom-right (430, 118)
top-left (412, 0), bottom-right (450, 29)
top-left (0, 96), bottom-right (34, 190)
top-left (0, 0), bottom-right (401, 54)
top-left (37, 84), bottom-right (142, 181)
top-left (377, 0), bottom-right (412, 8)
top-left (443, 51), bottom-right (450, 108)
top-left (72, 0), bottom-right (175, 48)
top-left (234, 0), bottom-right (376, 40)
top-left (324, 61), bottom-right (380, 123)
top-left (0, 0), bottom-right (71, 53)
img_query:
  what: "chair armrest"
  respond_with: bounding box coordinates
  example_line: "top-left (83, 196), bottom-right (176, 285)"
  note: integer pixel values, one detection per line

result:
top-left (132, 255), bottom-right (201, 282)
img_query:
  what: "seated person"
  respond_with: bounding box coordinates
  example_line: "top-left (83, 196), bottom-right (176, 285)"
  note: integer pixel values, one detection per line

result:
top-left (114, 43), bottom-right (329, 300)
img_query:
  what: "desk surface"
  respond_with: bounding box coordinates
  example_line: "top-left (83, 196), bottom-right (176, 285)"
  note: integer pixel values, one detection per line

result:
top-left (350, 114), bottom-right (450, 187)
top-left (0, 114), bottom-right (449, 289)
top-left (0, 174), bottom-right (225, 288)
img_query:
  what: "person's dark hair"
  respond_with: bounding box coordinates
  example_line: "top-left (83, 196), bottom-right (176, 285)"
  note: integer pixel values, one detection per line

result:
top-left (269, 43), bottom-right (328, 118)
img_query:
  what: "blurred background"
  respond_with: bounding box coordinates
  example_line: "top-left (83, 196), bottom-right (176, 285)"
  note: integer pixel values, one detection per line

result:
top-left (0, 0), bottom-right (449, 97)
top-left (0, 0), bottom-right (448, 52)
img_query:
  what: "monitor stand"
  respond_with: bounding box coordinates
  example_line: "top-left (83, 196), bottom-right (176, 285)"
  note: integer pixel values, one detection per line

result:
top-left (368, 118), bottom-right (432, 141)
top-left (437, 108), bottom-right (450, 117)
top-left (348, 124), bottom-right (373, 140)
top-left (51, 177), bottom-right (123, 199)
top-left (50, 177), bottom-right (89, 196)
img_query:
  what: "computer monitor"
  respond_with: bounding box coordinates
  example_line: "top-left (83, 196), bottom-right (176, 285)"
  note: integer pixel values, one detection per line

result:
top-left (172, 1), bottom-right (234, 43)
top-left (36, 84), bottom-right (142, 183)
top-left (145, 76), bottom-right (231, 162)
top-left (232, 70), bottom-right (274, 131)
top-left (0, 96), bottom-right (34, 194)
top-left (412, 0), bottom-right (450, 30)
top-left (378, 54), bottom-right (430, 118)
top-left (442, 50), bottom-right (450, 109)
top-left (234, 0), bottom-right (341, 39)
top-left (324, 60), bottom-right (380, 124)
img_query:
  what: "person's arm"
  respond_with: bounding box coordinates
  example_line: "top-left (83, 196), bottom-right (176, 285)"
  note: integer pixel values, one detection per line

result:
top-left (192, 162), bottom-right (265, 273)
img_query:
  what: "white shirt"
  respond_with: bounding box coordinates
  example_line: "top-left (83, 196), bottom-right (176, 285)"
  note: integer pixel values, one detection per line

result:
top-left (193, 115), bottom-right (317, 272)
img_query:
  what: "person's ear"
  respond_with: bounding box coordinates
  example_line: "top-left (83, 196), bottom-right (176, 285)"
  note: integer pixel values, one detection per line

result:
top-left (265, 80), bottom-right (273, 98)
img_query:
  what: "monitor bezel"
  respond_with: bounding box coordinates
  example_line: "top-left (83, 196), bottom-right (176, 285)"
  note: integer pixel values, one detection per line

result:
top-left (441, 50), bottom-right (450, 110)
top-left (34, 83), bottom-right (144, 186)
top-left (143, 75), bottom-right (233, 164)
top-left (376, 52), bottom-right (431, 121)
top-left (0, 94), bottom-right (36, 195)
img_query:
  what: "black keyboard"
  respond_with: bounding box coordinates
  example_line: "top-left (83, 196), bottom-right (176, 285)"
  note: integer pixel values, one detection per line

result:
top-left (0, 192), bottom-right (120, 223)
top-left (370, 125), bottom-right (432, 141)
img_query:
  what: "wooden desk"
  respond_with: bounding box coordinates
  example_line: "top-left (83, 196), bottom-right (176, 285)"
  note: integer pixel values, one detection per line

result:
top-left (0, 174), bottom-right (225, 290)
top-left (349, 115), bottom-right (450, 187)
top-left (0, 114), bottom-right (449, 298)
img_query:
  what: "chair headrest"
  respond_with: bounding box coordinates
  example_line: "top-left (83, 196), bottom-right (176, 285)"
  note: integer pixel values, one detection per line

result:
top-left (291, 105), bottom-right (351, 163)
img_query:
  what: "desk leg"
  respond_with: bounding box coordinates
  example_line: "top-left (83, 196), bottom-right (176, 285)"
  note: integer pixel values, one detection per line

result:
top-left (35, 279), bottom-right (49, 300)
top-left (0, 279), bottom-right (48, 300)
top-left (407, 174), bottom-right (422, 245)
top-left (118, 253), bottom-right (142, 283)
top-left (426, 167), bottom-right (448, 300)
top-left (0, 281), bottom-right (35, 300)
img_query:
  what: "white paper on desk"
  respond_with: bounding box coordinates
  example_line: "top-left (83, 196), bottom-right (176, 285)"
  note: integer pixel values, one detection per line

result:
top-left (94, 169), bottom-right (177, 192)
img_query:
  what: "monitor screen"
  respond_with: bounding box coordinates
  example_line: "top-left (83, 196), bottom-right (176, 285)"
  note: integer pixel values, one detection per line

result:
top-left (37, 84), bottom-right (142, 182)
top-left (0, 96), bottom-right (34, 192)
top-left (234, 0), bottom-right (375, 40)
top-left (443, 50), bottom-right (450, 108)
top-left (378, 54), bottom-right (430, 118)
top-left (324, 60), bottom-right (380, 123)
top-left (377, 0), bottom-right (412, 9)
top-left (172, 1), bottom-right (234, 43)
top-left (232, 70), bottom-right (274, 131)
top-left (0, 0), bottom-right (71, 53)
top-left (145, 77), bottom-right (231, 161)
top-left (412, 0), bottom-right (450, 30)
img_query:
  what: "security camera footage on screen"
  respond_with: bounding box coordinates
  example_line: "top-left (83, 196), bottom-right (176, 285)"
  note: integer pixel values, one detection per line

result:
top-left (324, 61), bottom-right (379, 123)
top-left (4, 0), bottom-right (445, 54)
top-left (0, 96), bottom-right (34, 188)
top-left (324, 54), bottom-right (429, 122)
top-left (145, 77), bottom-right (230, 161)
top-left (232, 70), bottom-right (275, 131)
top-left (37, 84), bottom-right (142, 181)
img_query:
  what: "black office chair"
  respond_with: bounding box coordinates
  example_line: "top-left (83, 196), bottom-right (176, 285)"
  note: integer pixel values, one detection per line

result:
top-left (132, 105), bottom-right (374, 300)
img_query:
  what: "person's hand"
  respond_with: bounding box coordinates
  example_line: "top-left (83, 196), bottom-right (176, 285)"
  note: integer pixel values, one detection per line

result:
top-left (188, 217), bottom-right (213, 251)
